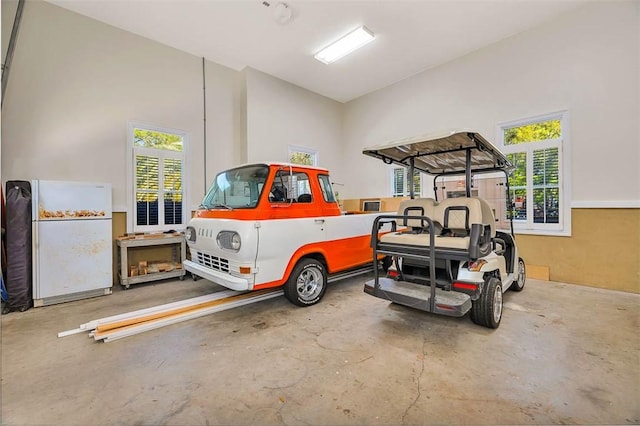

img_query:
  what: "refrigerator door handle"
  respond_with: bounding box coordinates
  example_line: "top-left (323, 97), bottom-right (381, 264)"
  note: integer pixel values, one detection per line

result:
top-left (31, 179), bottom-right (39, 220)
top-left (32, 222), bottom-right (39, 299)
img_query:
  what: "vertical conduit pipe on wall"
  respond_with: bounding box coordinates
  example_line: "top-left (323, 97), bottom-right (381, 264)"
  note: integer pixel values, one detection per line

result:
top-left (202, 57), bottom-right (207, 195)
top-left (2, 0), bottom-right (25, 109)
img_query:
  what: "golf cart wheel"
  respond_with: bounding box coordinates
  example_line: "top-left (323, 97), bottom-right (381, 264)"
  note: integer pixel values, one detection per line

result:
top-left (381, 256), bottom-right (393, 272)
top-left (511, 258), bottom-right (526, 292)
top-left (470, 277), bottom-right (503, 329)
top-left (284, 258), bottom-right (327, 307)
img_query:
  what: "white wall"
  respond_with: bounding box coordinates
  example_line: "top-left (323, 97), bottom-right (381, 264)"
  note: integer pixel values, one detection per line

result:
top-left (1, 0), bottom-right (19, 67)
top-left (244, 68), bottom-right (343, 173)
top-left (3, 1), bottom-right (638, 210)
top-left (1, 3), bottom-right (345, 213)
top-left (0, 1), bottom-right (242, 211)
top-left (202, 62), bottom-right (244, 204)
top-left (1, 0), bottom-right (21, 177)
top-left (342, 1), bottom-right (639, 205)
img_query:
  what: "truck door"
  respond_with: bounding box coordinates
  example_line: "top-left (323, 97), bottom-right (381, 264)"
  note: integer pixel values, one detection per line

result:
top-left (253, 169), bottom-right (326, 286)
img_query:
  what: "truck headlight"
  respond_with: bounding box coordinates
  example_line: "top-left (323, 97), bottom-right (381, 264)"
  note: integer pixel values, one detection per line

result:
top-left (185, 226), bottom-right (196, 242)
top-left (217, 231), bottom-right (241, 252)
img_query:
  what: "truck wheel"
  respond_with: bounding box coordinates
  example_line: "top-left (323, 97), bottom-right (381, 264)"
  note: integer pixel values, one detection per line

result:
top-left (284, 258), bottom-right (327, 307)
top-left (511, 258), bottom-right (526, 292)
top-left (470, 277), bottom-right (502, 329)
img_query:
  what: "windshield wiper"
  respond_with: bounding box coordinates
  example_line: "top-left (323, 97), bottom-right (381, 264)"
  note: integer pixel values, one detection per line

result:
top-left (198, 203), bottom-right (233, 210)
top-left (211, 203), bottom-right (233, 210)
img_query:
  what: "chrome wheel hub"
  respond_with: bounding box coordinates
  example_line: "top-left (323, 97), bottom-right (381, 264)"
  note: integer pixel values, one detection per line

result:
top-left (493, 285), bottom-right (503, 323)
top-left (296, 267), bottom-right (323, 301)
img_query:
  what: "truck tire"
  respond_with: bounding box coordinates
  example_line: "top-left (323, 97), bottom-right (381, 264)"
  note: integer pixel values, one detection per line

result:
top-left (284, 258), bottom-right (327, 307)
top-left (510, 258), bottom-right (526, 292)
top-left (470, 277), bottom-right (502, 329)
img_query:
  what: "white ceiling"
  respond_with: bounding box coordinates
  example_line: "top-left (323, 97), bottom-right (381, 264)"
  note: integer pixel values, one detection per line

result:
top-left (48, 0), bottom-right (589, 103)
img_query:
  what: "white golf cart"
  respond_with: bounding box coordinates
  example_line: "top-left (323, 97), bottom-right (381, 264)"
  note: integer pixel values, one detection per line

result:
top-left (363, 131), bottom-right (526, 328)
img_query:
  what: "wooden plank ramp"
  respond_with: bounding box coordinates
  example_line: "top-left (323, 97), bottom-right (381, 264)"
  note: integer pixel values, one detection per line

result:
top-left (58, 289), bottom-right (283, 342)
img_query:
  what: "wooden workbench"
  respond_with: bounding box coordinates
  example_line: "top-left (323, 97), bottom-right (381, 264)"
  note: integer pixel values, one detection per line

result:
top-left (116, 233), bottom-right (186, 288)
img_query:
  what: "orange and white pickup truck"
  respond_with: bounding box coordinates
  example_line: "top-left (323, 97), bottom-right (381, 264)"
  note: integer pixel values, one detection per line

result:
top-left (183, 163), bottom-right (385, 306)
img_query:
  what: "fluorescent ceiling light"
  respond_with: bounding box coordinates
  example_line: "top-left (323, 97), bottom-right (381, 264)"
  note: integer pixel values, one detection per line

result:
top-left (314, 26), bottom-right (375, 64)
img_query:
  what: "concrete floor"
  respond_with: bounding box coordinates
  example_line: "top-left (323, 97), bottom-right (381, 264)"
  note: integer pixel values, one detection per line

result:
top-left (1, 275), bottom-right (638, 425)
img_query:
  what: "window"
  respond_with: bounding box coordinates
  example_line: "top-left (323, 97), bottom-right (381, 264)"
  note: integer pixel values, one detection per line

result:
top-left (392, 167), bottom-right (421, 197)
top-left (498, 111), bottom-right (570, 235)
top-left (318, 175), bottom-right (336, 203)
top-left (128, 124), bottom-right (187, 232)
top-left (201, 165), bottom-right (268, 209)
top-left (269, 169), bottom-right (312, 203)
top-left (289, 145), bottom-right (317, 166)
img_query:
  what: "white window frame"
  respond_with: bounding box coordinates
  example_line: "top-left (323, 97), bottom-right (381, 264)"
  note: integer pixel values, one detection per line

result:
top-left (497, 110), bottom-right (571, 236)
top-left (391, 167), bottom-right (422, 197)
top-left (288, 145), bottom-right (318, 166)
top-left (126, 122), bottom-right (189, 233)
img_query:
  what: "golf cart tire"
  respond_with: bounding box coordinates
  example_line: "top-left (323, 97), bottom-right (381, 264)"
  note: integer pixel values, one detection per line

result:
top-left (511, 257), bottom-right (526, 292)
top-left (470, 277), bottom-right (502, 329)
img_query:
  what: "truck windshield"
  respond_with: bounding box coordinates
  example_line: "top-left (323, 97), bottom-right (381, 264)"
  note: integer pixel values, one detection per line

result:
top-left (200, 165), bottom-right (269, 209)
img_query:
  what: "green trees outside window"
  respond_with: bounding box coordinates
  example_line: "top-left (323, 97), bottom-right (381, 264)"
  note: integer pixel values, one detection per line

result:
top-left (289, 151), bottom-right (314, 166)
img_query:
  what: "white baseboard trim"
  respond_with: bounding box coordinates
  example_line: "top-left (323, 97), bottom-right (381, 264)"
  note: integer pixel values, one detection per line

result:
top-left (571, 200), bottom-right (640, 209)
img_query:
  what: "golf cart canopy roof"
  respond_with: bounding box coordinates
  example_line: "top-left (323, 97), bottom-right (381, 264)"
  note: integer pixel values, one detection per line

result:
top-left (362, 131), bottom-right (513, 176)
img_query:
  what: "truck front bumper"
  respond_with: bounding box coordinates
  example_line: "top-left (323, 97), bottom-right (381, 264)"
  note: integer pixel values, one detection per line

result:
top-left (183, 260), bottom-right (250, 291)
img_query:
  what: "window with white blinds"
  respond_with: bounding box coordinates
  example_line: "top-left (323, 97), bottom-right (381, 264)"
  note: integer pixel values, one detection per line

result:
top-left (499, 111), bottom-right (570, 235)
top-left (392, 168), bottom-right (404, 197)
top-left (130, 126), bottom-right (186, 232)
top-left (392, 168), bottom-right (421, 197)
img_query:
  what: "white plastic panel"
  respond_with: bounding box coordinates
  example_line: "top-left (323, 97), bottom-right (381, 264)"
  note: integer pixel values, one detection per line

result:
top-left (33, 219), bottom-right (112, 299)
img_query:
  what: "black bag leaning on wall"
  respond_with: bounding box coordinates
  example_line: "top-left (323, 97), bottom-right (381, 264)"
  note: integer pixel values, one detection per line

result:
top-left (3, 181), bottom-right (33, 313)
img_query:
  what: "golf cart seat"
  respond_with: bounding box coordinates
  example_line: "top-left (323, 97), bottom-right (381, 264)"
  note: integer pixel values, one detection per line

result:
top-left (472, 196), bottom-right (497, 238)
top-left (380, 197), bottom-right (494, 259)
top-left (392, 198), bottom-right (439, 230)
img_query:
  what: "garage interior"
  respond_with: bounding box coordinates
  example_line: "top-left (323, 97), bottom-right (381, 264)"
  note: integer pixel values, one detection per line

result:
top-left (1, 1), bottom-right (639, 425)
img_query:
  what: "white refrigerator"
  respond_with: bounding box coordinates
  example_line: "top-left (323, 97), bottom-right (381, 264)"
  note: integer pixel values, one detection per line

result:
top-left (32, 180), bottom-right (113, 306)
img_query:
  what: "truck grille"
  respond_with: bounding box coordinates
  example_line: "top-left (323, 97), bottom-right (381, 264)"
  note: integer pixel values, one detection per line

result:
top-left (196, 252), bottom-right (229, 273)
